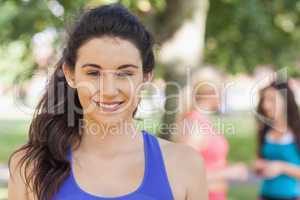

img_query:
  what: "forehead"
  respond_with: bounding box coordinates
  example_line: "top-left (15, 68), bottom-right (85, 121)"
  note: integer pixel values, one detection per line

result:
top-left (76, 36), bottom-right (142, 69)
top-left (195, 84), bottom-right (217, 95)
top-left (263, 87), bottom-right (277, 97)
top-left (263, 87), bottom-right (285, 102)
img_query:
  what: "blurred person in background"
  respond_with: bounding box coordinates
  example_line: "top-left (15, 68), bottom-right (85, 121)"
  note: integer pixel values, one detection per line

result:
top-left (172, 69), bottom-right (248, 200)
top-left (255, 80), bottom-right (300, 200)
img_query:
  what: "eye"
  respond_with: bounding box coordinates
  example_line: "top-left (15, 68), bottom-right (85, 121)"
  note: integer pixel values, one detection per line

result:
top-left (115, 71), bottom-right (134, 77)
top-left (86, 71), bottom-right (101, 76)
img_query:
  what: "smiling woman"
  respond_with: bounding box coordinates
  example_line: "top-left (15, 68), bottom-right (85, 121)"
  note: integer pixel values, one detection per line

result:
top-left (63, 36), bottom-right (144, 125)
top-left (8, 3), bottom-right (207, 200)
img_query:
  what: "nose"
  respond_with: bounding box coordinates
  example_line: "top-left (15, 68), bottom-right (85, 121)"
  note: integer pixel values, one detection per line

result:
top-left (99, 72), bottom-right (119, 98)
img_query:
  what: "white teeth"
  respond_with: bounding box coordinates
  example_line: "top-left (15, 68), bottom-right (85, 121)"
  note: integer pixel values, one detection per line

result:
top-left (99, 103), bottom-right (118, 108)
top-left (97, 102), bottom-right (120, 109)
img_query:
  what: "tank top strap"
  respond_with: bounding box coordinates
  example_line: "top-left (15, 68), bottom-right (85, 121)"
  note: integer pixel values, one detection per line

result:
top-left (141, 130), bottom-right (174, 199)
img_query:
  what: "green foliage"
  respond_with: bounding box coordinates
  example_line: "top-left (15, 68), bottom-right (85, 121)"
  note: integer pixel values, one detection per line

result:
top-left (119, 0), bottom-right (165, 12)
top-left (0, 0), bottom-right (85, 84)
top-left (205, 0), bottom-right (300, 75)
top-left (0, 41), bottom-right (35, 85)
top-left (0, 0), bottom-right (167, 85)
top-left (3, 0), bottom-right (300, 83)
top-left (0, 0), bottom-right (167, 44)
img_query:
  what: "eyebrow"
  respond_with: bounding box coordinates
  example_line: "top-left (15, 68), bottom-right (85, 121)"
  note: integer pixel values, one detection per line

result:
top-left (81, 63), bottom-right (139, 70)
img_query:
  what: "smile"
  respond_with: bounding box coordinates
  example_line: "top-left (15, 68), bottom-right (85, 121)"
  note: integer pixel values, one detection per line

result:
top-left (93, 101), bottom-right (125, 112)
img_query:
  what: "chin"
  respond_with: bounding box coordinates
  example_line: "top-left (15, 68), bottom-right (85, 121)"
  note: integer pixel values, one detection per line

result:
top-left (93, 112), bottom-right (132, 125)
top-left (265, 113), bottom-right (274, 120)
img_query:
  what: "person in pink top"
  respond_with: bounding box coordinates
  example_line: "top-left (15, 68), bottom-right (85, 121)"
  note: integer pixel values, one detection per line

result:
top-left (183, 111), bottom-right (228, 172)
top-left (172, 70), bottom-right (248, 200)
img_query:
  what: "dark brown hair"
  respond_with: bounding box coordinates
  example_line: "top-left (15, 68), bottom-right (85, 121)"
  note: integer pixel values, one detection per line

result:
top-left (256, 80), bottom-right (300, 157)
top-left (9, 3), bottom-right (155, 200)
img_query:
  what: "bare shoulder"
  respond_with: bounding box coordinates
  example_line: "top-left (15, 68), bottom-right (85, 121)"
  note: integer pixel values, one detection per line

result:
top-left (157, 137), bottom-right (205, 172)
top-left (9, 149), bottom-right (27, 179)
top-left (156, 137), bottom-right (208, 200)
top-left (9, 149), bottom-right (36, 200)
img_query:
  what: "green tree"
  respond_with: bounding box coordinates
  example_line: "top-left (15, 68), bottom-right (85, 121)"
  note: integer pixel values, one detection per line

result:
top-left (205, 0), bottom-right (300, 75)
top-left (0, 0), bottom-right (197, 84)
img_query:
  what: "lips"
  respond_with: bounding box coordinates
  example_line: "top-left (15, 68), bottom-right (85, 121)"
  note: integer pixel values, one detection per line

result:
top-left (93, 101), bottom-right (125, 112)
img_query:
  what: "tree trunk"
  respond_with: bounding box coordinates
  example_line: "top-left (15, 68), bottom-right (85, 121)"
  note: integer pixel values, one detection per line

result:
top-left (157, 0), bottom-right (210, 140)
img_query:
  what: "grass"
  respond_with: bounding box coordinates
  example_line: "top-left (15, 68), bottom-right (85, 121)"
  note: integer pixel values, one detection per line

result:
top-left (228, 184), bottom-right (259, 200)
top-left (0, 119), bottom-right (29, 164)
top-left (0, 113), bottom-right (258, 199)
top-left (0, 187), bottom-right (7, 200)
top-left (214, 113), bottom-right (258, 198)
top-left (212, 113), bottom-right (257, 164)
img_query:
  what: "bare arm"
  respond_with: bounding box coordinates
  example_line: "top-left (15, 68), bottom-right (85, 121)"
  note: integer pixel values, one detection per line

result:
top-left (280, 162), bottom-right (300, 179)
top-left (183, 146), bottom-right (208, 200)
top-left (254, 159), bottom-right (300, 179)
top-left (206, 163), bottom-right (248, 182)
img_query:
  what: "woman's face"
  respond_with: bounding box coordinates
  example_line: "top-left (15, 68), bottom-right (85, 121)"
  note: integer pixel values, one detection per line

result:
top-left (261, 87), bottom-right (285, 121)
top-left (194, 84), bottom-right (220, 113)
top-left (64, 36), bottom-right (150, 125)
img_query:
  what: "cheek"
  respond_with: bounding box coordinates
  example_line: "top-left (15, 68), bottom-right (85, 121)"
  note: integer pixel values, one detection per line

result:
top-left (120, 79), bottom-right (143, 105)
top-left (76, 85), bottom-right (95, 111)
top-left (276, 99), bottom-right (286, 114)
top-left (262, 101), bottom-right (269, 111)
top-left (119, 72), bottom-right (143, 94)
top-left (264, 99), bottom-right (272, 110)
top-left (74, 77), bottom-right (98, 109)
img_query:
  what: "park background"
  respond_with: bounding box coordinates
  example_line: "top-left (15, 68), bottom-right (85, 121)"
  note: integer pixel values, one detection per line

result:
top-left (2, 0), bottom-right (300, 199)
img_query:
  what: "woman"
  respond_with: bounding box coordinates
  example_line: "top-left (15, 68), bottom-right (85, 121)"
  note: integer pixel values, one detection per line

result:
top-left (255, 81), bottom-right (300, 200)
top-left (173, 69), bottom-right (248, 200)
top-left (8, 4), bottom-right (207, 200)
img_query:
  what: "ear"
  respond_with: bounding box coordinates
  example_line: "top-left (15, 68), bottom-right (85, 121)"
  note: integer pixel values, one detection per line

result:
top-left (62, 63), bottom-right (76, 88)
top-left (143, 71), bottom-right (154, 83)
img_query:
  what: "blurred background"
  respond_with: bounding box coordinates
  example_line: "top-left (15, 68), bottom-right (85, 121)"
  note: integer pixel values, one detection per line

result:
top-left (1, 0), bottom-right (300, 199)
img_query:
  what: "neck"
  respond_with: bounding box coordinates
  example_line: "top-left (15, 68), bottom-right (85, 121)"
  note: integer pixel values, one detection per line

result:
top-left (76, 116), bottom-right (141, 157)
top-left (272, 117), bottom-right (288, 134)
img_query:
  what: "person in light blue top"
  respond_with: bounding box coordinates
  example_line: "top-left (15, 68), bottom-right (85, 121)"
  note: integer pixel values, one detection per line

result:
top-left (255, 80), bottom-right (300, 200)
top-left (8, 3), bottom-right (208, 200)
